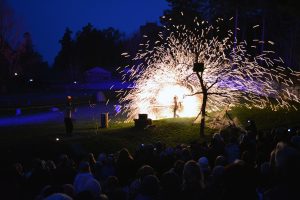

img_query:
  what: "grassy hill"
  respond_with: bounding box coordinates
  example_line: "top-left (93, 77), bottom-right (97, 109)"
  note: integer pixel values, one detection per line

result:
top-left (1, 105), bottom-right (300, 165)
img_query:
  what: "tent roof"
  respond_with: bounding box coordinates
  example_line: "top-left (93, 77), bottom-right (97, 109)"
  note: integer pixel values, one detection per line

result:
top-left (85, 67), bottom-right (111, 75)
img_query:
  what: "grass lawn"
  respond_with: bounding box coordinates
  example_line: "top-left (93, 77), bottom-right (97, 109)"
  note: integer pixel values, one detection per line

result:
top-left (0, 117), bottom-right (213, 164)
top-left (1, 105), bottom-right (300, 165)
top-left (230, 105), bottom-right (300, 130)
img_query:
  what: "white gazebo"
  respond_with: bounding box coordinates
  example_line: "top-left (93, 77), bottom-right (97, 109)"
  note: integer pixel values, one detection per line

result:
top-left (85, 67), bottom-right (112, 83)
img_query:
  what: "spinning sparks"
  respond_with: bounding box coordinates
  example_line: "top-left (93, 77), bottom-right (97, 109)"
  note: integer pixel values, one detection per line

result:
top-left (118, 18), bottom-right (300, 124)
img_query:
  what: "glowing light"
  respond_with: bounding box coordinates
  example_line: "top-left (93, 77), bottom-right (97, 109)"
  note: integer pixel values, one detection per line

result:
top-left (118, 18), bottom-right (300, 121)
top-left (114, 105), bottom-right (122, 114)
top-left (154, 85), bottom-right (200, 118)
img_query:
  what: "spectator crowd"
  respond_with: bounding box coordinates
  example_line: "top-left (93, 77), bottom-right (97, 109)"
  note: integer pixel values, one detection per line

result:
top-left (7, 122), bottom-right (300, 200)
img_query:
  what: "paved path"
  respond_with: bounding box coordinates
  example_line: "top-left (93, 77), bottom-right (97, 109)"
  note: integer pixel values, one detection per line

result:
top-left (0, 103), bottom-right (119, 127)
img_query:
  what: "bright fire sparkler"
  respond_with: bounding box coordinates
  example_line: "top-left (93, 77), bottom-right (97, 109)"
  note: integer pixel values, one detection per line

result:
top-left (118, 17), bottom-right (300, 122)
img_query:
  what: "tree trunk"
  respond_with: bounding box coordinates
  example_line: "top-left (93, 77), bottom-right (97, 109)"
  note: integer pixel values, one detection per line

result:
top-left (260, 14), bottom-right (265, 55)
top-left (199, 91), bottom-right (207, 137)
top-left (234, 7), bottom-right (239, 48)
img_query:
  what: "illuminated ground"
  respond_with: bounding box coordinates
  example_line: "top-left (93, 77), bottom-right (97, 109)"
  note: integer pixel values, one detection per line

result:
top-left (0, 103), bottom-right (116, 127)
top-left (1, 104), bottom-right (300, 166)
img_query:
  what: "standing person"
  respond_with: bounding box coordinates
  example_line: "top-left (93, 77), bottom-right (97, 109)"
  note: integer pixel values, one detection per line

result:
top-left (173, 95), bottom-right (179, 118)
top-left (64, 96), bottom-right (74, 136)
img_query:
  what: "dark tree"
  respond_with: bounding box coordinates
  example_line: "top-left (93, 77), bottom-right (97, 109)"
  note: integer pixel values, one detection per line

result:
top-left (74, 23), bottom-right (124, 73)
top-left (273, 0), bottom-right (300, 69)
top-left (0, 37), bottom-right (13, 81)
top-left (160, 0), bottom-right (203, 31)
top-left (53, 24), bottom-right (125, 81)
top-left (16, 32), bottom-right (48, 80)
top-left (53, 28), bottom-right (77, 82)
top-left (122, 22), bottom-right (163, 72)
top-left (196, 0), bottom-right (300, 70)
top-left (0, 0), bottom-right (20, 50)
top-left (0, 0), bottom-right (21, 91)
top-left (99, 27), bottom-right (124, 74)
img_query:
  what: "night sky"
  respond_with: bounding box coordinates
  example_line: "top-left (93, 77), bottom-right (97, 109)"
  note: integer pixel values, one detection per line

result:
top-left (9, 0), bottom-right (168, 65)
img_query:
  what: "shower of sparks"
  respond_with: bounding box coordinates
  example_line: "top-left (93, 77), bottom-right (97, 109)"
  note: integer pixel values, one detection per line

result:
top-left (118, 18), bottom-right (300, 121)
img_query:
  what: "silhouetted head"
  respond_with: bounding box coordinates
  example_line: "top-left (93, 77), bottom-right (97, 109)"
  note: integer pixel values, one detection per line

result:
top-left (78, 161), bottom-right (90, 173)
top-left (183, 160), bottom-right (204, 188)
top-left (215, 155), bottom-right (227, 166)
top-left (161, 171), bottom-right (181, 192)
top-left (136, 165), bottom-right (155, 181)
top-left (140, 175), bottom-right (160, 197)
top-left (118, 148), bottom-right (133, 161)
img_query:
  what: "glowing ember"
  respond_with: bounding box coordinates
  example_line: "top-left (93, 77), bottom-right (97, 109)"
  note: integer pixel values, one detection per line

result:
top-left (118, 18), bottom-right (300, 121)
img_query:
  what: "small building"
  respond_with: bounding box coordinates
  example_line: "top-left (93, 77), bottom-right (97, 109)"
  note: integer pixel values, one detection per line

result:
top-left (85, 67), bottom-right (112, 83)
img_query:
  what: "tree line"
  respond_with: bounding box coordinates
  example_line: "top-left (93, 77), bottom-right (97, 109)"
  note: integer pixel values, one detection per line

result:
top-left (1, 0), bottom-right (300, 93)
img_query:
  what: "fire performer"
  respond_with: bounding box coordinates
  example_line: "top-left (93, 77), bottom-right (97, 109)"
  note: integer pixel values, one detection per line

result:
top-left (173, 95), bottom-right (180, 118)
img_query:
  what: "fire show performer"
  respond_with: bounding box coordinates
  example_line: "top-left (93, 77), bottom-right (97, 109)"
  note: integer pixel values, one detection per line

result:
top-left (173, 95), bottom-right (179, 118)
